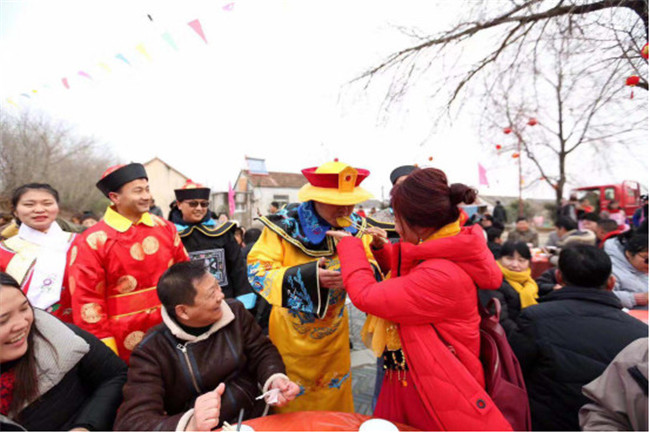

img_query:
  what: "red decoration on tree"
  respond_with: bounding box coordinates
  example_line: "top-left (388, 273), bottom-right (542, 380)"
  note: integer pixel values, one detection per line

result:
top-left (642, 43), bottom-right (649, 60)
top-left (334, 158), bottom-right (339, 162)
top-left (495, 144), bottom-right (502, 150)
top-left (428, 156), bottom-right (433, 161)
top-left (527, 118), bottom-right (538, 126)
top-left (503, 127), bottom-right (512, 134)
top-left (626, 76), bottom-right (640, 99)
top-left (511, 153), bottom-right (520, 158)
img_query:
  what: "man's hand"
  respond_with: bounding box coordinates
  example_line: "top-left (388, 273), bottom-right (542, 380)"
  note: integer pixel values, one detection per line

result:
top-left (267, 377), bottom-right (301, 407)
top-left (634, 293), bottom-right (648, 306)
top-left (187, 383), bottom-right (225, 431)
top-left (317, 258), bottom-right (344, 290)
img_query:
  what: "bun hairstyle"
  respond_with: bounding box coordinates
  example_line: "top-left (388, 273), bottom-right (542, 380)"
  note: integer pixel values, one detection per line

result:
top-left (450, 183), bottom-right (478, 206)
top-left (391, 167), bottom-right (477, 231)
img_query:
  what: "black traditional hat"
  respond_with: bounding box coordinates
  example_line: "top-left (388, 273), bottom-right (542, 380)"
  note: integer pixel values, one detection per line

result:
top-left (389, 165), bottom-right (417, 185)
top-left (174, 180), bottom-right (211, 201)
top-left (96, 163), bottom-right (148, 197)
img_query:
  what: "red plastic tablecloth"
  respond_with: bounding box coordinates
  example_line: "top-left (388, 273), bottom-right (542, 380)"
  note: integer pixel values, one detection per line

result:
top-left (628, 309), bottom-right (648, 324)
top-left (224, 411), bottom-right (418, 431)
top-left (531, 259), bottom-right (553, 279)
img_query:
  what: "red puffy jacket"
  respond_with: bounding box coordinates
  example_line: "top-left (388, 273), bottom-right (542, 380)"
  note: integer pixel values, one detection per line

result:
top-left (337, 224), bottom-right (512, 431)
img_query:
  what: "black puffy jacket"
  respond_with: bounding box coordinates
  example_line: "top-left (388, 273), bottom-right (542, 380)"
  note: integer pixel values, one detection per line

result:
top-left (511, 286), bottom-right (648, 431)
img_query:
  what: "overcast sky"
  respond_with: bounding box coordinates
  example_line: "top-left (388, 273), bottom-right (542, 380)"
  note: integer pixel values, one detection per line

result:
top-left (1, 0), bottom-right (647, 201)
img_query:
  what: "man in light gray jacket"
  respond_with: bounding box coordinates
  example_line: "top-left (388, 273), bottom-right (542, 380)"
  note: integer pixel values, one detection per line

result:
top-left (580, 337), bottom-right (648, 431)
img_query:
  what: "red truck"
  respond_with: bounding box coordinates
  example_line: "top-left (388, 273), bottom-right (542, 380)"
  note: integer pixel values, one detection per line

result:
top-left (572, 181), bottom-right (644, 218)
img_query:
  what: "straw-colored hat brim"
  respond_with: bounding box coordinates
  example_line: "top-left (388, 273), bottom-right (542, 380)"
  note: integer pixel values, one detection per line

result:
top-left (298, 184), bottom-right (373, 206)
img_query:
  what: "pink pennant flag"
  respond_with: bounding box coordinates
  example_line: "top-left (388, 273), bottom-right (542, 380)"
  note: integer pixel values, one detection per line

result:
top-left (478, 163), bottom-right (489, 187)
top-left (62, 78), bottom-right (70, 89)
top-left (223, 2), bottom-right (235, 11)
top-left (188, 19), bottom-right (208, 44)
top-left (228, 182), bottom-right (236, 217)
top-left (78, 71), bottom-right (92, 80)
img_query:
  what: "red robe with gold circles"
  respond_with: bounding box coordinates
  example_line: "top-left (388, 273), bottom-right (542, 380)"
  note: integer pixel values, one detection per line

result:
top-left (69, 207), bottom-right (189, 362)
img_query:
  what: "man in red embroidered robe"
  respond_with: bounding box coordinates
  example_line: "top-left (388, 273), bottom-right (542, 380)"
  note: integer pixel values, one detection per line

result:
top-left (69, 163), bottom-right (189, 362)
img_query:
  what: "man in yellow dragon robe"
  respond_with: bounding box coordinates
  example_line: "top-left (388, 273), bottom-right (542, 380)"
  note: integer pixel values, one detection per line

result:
top-left (247, 160), bottom-right (380, 413)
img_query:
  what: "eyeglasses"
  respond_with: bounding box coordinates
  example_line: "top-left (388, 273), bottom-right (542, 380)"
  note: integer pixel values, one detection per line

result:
top-left (186, 200), bottom-right (210, 208)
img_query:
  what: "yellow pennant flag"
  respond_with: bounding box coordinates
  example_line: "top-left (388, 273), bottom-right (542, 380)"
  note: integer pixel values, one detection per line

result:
top-left (98, 62), bottom-right (112, 73)
top-left (136, 43), bottom-right (152, 62)
top-left (6, 97), bottom-right (19, 108)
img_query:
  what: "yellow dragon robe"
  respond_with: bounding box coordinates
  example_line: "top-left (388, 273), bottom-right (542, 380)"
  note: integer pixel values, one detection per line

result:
top-left (247, 201), bottom-right (379, 413)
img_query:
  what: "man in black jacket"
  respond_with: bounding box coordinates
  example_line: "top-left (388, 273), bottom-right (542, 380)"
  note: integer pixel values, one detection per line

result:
top-left (512, 244), bottom-right (648, 431)
top-left (170, 181), bottom-right (256, 309)
top-left (115, 261), bottom-right (299, 431)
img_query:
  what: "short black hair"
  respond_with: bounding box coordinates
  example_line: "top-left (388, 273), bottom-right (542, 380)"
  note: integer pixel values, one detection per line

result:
top-left (500, 241), bottom-right (531, 260)
top-left (625, 233), bottom-right (648, 255)
top-left (555, 216), bottom-right (578, 231)
top-left (579, 212), bottom-right (599, 223)
top-left (11, 183), bottom-right (60, 208)
top-left (516, 217), bottom-right (528, 223)
top-left (486, 227), bottom-right (503, 243)
top-left (80, 211), bottom-right (97, 223)
top-left (270, 201), bottom-right (280, 208)
top-left (597, 219), bottom-right (619, 233)
top-left (244, 228), bottom-right (261, 245)
top-left (1, 272), bottom-right (21, 289)
top-left (157, 261), bottom-right (208, 319)
top-left (558, 244), bottom-right (611, 289)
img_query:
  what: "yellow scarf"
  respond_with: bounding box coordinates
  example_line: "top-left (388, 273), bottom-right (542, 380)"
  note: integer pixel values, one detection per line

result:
top-left (497, 262), bottom-right (539, 309)
top-left (361, 220), bottom-right (461, 357)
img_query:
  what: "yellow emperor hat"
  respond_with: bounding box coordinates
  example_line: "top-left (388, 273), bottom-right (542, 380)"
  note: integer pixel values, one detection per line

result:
top-left (297, 160), bottom-right (373, 206)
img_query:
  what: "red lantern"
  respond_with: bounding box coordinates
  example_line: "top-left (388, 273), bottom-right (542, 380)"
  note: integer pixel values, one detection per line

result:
top-left (503, 127), bottom-right (512, 134)
top-left (495, 144), bottom-right (502, 150)
top-left (642, 43), bottom-right (649, 60)
top-left (527, 118), bottom-right (538, 126)
top-left (512, 153), bottom-right (520, 158)
top-left (428, 156), bottom-right (433, 161)
top-left (626, 76), bottom-right (640, 99)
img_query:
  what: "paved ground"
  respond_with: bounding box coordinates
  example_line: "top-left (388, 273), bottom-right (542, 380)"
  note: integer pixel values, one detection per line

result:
top-left (347, 300), bottom-right (377, 416)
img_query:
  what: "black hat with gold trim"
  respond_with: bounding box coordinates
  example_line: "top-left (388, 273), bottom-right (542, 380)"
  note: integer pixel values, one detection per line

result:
top-left (96, 163), bottom-right (148, 197)
top-left (175, 180), bottom-right (211, 201)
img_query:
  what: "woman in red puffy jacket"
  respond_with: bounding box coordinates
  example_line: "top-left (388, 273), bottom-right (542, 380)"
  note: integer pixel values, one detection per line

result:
top-left (329, 168), bottom-right (512, 431)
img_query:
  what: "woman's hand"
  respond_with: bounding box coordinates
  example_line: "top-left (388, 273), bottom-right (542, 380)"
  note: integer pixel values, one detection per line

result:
top-left (364, 227), bottom-right (388, 249)
top-left (326, 229), bottom-right (352, 240)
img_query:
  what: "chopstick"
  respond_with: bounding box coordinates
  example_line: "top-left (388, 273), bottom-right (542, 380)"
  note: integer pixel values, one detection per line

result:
top-left (236, 408), bottom-right (244, 431)
top-left (341, 217), bottom-right (388, 242)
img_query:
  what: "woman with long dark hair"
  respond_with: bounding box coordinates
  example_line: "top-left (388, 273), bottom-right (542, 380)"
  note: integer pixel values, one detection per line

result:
top-left (0, 184), bottom-right (76, 322)
top-left (328, 168), bottom-right (511, 430)
top-left (0, 272), bottom-right (126, 431)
